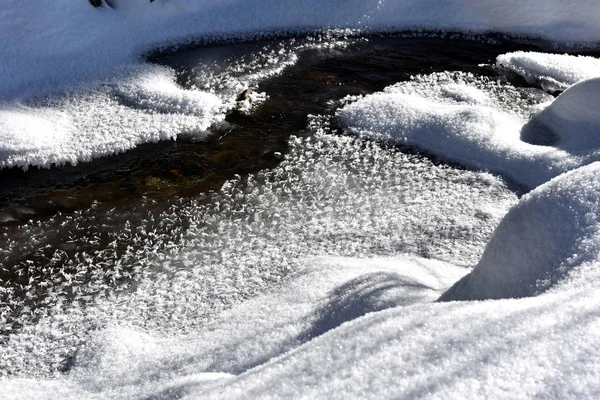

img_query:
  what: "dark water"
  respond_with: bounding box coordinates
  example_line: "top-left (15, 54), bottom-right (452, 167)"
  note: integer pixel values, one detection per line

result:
top-left (0, 33), bottom-right (558, 339)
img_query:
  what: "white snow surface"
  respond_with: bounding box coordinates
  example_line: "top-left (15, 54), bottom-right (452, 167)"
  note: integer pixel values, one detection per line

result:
top-left (1, 0), bottom-right (600, 168)
top-left (5, 157), bottom-right (600, 398)
top-left (4, 1), bottom-right (600, 399)
top-left (4, 0), bottom-right (598, 99)
top-left (0, 256), bottom-right (471, 400)
top-left (338, 73), bottom-right (600, 189)
top-left (0, 67), bottom-right (224, 169)
top-left (497, 51), bottom-right (600, 91)
top-left (527, 77), bottom-right (600, 152)
top-left (440, 161), bottom-right (600, 300)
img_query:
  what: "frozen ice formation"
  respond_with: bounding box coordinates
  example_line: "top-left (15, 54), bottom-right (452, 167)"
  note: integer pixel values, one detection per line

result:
top-left (0, 131), bottom-right (516, 378)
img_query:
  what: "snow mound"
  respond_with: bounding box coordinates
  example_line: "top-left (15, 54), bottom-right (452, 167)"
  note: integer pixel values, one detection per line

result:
top-left (440, 161), bottom-right (600, 301)
top-left (196, 275), bottom-right (600, 400)
top-left (114, 70), bottom-right (223, 116)
top-left (497, 51), bottom-right (600, 92)
top-left (522, 77), bottom-right (600, 150)
top-left (338, 73), bottom-right (600, 189)
top-left (0, 67), bottom-right (223, 170)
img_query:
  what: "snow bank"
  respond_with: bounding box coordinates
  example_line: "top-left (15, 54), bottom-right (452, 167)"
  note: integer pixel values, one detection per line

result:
top-left (440, 161), bottom-right (600, 301)
top-left (0, 256), bottom-right (469, 400)
top-left (338, 73), bottom-right (600, 189)
top-left (3, 98), bottom-right (600, 399)
top-left (195, 284), bottom-right (600, 399)
top-left (2, 0), bottom-right (600, 169)
top-left (497, 51), bottom-right (600, 92)
top-left (6, 0), bottom-right (598, 101)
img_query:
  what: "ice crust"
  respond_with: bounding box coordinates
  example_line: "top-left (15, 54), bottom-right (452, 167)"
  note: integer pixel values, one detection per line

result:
top-left (0, 130), bottom-right (515, 377)
top-left (497, 51), bottom-right (600, 91)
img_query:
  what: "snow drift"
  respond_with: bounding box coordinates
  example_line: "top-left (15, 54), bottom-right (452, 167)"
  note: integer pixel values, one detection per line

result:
top-left (440, 161), bottom-right (600, 301)
top-left (339, 74), bottom-right (600, 189)
top-left (497, 51), bottom-right (600, 92)
top-left (1, 0), bottom-right (600, 169)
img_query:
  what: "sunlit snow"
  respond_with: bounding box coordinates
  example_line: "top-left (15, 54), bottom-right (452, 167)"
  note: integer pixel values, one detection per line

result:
top-left (1, 0), bottom-right (600, 168)
top-left (339, 73), bottom-right (600, 189)
top-left (2, 0), bottom-right (600, 399)
top-left (497, 51), bottom-right (600, 92)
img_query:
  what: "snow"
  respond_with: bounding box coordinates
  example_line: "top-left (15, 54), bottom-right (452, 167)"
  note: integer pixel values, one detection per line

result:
top-left (525, 77), bottom-right (600, 151)
top-left (4, 100), bottom-right (600, 398)
top-left (195, 268), bottom-right (600, 400)
top-left (2, 0), bottom-right (600, 169)
top-left (3, 1), bottom-right (600, 399)
top-left (0, 256), bottom-right (470, 400)
top-left (0, 67), bottom-right (224, 170)
top-left (440, 161), bottom-right (600, 300)
top-left (0, 130), bottom-right (515, 377)
top-left (497, 51), bottom-right (600, 92)
top-left (338, 73), bottom-right (600, 189)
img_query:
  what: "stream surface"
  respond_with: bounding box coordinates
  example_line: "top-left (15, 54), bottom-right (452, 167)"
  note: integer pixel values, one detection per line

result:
top-left (0, 33), bottom-right (572, 377)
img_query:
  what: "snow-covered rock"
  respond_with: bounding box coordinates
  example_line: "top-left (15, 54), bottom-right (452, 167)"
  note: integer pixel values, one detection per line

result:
top-left (522, 77), bottom-right (600, 151)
